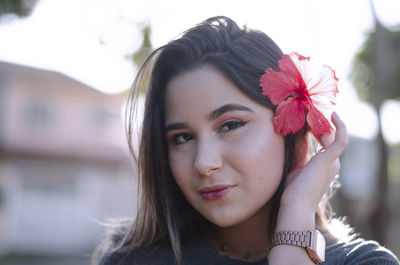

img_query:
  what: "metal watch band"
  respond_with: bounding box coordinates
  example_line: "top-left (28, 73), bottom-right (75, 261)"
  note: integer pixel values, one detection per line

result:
top-left (271, 230), bottom-right (325, 264)
top-left (271, 230), bottom-right (311, 249)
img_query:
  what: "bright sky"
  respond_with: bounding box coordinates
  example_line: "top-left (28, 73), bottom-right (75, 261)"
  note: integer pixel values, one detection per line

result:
top-left (0, 0), bottom-right (399, 143)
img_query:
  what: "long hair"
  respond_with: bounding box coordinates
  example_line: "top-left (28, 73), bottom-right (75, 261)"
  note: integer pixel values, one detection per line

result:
top-left (99, 16), bottom-right (334, 264)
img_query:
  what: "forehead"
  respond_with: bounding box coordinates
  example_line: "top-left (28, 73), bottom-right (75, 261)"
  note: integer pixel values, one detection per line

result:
top-left (164, 65), bottom-right (255, 122)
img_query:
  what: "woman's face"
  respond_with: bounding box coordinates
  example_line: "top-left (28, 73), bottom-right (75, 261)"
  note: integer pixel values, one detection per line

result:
top-left (165, 64), bottom-right (285, 227)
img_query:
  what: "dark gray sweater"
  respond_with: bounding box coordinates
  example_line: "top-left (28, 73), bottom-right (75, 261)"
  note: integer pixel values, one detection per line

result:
top-left (98, 233), bottom-right (399, 265)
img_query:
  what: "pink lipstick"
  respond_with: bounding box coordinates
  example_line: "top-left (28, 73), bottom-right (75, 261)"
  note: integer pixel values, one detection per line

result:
top-left (199, 185), bottom-right (234, 201)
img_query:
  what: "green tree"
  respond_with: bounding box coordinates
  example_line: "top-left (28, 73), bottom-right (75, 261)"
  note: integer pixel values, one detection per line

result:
top-left (351, 3), bottom-right (400, 244)
top-left (131, 23), bottom-right (153, 94)
top-left (0, 0), bottom-right (39, 18)
top-left (132, 24), bottom-right (153, 68)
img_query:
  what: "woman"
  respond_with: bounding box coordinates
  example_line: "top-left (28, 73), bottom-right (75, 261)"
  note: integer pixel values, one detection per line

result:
top-left (93, 16), bottom-right (399, 265)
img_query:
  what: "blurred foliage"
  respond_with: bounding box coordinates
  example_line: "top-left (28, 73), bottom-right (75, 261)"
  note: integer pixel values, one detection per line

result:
top-left (0, 0), bottom-right (39, 18)
top-left (131, 24), bottom-right (153, 94)
top-left (351, 27), bottom-right (400, 102)
top-left (133, 24), bottom-right (153, 67)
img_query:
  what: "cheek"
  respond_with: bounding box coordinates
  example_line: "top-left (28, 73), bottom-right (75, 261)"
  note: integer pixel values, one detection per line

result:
top-left (168, 150), bottom-right (193, 191)
top-left (227, 126), bottom-right (285, 184)
top-left (255, 134), bottom-right (285, 172)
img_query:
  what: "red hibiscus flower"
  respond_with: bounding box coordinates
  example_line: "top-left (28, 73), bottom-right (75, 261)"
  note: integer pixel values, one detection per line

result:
top-left (259, 52), bottom-right (338, 137)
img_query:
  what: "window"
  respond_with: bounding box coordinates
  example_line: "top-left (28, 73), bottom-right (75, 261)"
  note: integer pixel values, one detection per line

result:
top-left (24, 100), bottom-right (53, 129)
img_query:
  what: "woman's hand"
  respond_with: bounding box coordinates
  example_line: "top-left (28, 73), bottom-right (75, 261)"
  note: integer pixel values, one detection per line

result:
top-left (268, 112), bottom-right (347, 265)
top-left (275, 112), bottom-right (348, 231)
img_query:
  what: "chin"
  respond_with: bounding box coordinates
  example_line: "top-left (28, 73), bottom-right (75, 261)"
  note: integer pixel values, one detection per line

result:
top-left (203, 210), bottom-right (250, 228)
top-left (203, 202), bottom-right (272, 229)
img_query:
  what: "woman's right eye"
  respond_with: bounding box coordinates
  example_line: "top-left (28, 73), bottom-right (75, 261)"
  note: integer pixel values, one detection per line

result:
top-left (171, 133), bottom-right (194, 145)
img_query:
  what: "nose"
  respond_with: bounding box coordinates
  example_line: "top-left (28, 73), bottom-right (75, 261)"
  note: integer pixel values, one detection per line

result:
top-left (193, 137), bottom-right (223, 177)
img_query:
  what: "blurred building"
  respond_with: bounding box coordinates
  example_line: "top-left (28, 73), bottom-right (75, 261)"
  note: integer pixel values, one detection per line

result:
top-left (0, 61), bottom-right (137, 256)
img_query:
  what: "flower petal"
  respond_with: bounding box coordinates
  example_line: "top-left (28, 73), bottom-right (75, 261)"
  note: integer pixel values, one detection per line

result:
top-left (274, 97), bottom-right (305, 136)
top-left (291, 53), bottom-right (338, 111)
top-left (308, 64), bottom-right (338, 111)
top-left (306, 104), bottom-right (332, 137)
top-left (282, 52), bottom-right (310, 83)
top-left (260, 68), bottom-right (295, 105)
top-left (288, 52), bottom-right (338, 136)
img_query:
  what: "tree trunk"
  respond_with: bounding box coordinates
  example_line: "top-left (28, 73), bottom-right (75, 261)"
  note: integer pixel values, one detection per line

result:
top-left (369, 109), bottom-right (389, 244)
top-left (367, 9), bottom-right (391, 244)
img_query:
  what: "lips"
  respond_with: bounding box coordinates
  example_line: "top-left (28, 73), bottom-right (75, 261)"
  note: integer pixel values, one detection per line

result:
top-left (199, 185), bottom-right (235, 201)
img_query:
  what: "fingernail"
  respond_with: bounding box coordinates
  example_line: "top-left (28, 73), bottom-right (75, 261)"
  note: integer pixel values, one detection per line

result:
top-left (333, 111), bottom-right (340, 120)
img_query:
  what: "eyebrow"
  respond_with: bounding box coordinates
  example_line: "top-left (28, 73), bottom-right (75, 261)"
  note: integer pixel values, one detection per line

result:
top-left (165, 122), bottom-right (189, 133)
top-left (208, 103), bottom-right (253, 120)
top-left (165, 103), bottom-right (253, 133)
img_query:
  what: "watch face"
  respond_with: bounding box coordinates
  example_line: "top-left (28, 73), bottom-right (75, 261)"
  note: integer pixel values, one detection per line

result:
top-left (315, 230), bottom-right (326, 261)
top-left (307, 230), bottom-right (326, 263)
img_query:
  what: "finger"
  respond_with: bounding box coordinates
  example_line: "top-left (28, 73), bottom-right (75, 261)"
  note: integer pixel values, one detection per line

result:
top-left (319, 126), bottom-right (335, 149)
top-left (324, 112), bottom-right (348, 159)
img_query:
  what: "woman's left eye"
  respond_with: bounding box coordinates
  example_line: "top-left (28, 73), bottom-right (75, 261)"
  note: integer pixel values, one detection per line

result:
top-left (219, 120), bottom-right (248, 133)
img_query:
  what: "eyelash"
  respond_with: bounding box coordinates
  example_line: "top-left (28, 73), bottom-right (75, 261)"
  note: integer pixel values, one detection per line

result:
top-left (169, 120), bottom-right (248, 145)
top-left (219, 120), bottom-right (248, 133)
top-left (171, 133), bottom-right (194, 145)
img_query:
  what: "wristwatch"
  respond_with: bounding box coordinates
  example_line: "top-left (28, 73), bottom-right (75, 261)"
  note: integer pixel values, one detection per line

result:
top-left (271, 230), bottom-right (326, 264)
